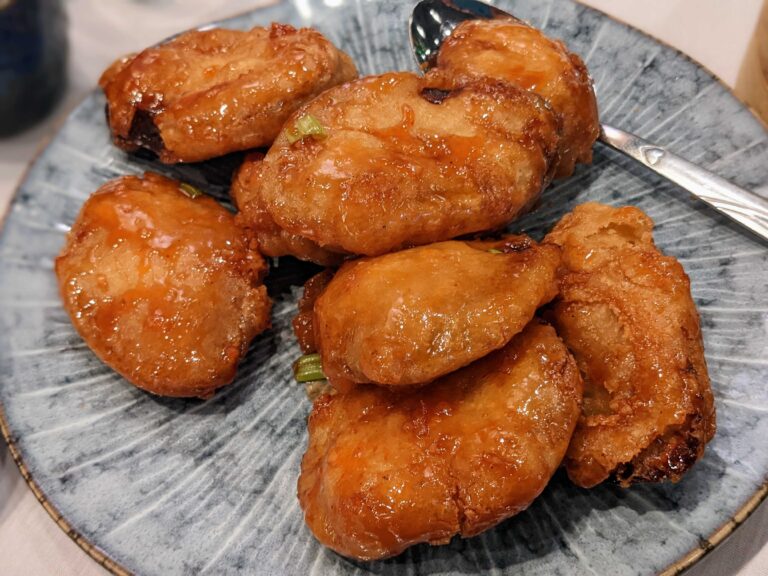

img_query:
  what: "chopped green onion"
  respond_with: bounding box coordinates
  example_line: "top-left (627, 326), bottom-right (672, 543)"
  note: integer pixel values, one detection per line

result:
top-left (293, 353), bottom-right (327, 383)
top-left (488, 248), bottom-right (503, 254)
top-left (179, 182), bottom-right (203, 199)
top-left (286, 114), bottom-right (327, 144)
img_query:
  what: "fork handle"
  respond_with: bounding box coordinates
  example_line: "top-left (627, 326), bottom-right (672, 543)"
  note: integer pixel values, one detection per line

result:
top-left (599, 124), bottom-right (768, 242)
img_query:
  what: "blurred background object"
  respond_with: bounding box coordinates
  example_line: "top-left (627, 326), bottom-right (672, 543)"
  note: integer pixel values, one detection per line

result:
top-left (0, 0), bottom-right (68, 136)
top-left (736, 0), bottom-right (768, 123)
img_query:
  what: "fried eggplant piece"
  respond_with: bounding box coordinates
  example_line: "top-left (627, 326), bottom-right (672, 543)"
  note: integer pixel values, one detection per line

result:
top-left (55, 173), bottom-right (272, 398)
top-left (544, 202), bottom-right (715, 487)
top-left (309, 235), bottom-right (560, 391)
top-left (298, 320), bottom-right (582, 560)
top-left (99, 24), bottom-right (357, 163)
top-left (427, 18), bottom-right (599, 178)
top-left (233, 71), bottom-right (560, 261)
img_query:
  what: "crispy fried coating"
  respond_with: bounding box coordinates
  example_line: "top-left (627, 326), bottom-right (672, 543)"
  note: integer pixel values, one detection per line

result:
top-left (427, 18), bottom-right (599, 178)
top-left (99, 24), bottom-right (357, 163)
top-left (543, 202), bottom-right (715, 487)
top-left (311, 235), bottom-right (560, 391)
top-left (55, 173), bottom-right (271, 398)
top-left (298, 321), bottom-right (582, 560)
top-left (232, 72), bottom-right (560, 261)
top-left (231, 154), bottom-right (344, 266)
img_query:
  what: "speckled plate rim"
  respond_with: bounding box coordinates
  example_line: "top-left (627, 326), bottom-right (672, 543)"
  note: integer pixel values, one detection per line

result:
top-left (0, 1), bottom-right (766, 575)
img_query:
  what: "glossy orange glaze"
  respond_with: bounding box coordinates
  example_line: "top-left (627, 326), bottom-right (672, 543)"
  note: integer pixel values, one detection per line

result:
top-left (234, 71), bottom-right (560, 260)
top-left (298, 321), bottom-right (582, 560)
top-left (313, 235), bottom-right (561, 390)
top-left (544, 202), bottom-right (715, 487)
top-left (427, 18), bottom-right (600, 179)
top-left (100, 24), bottom-right (357, 163)
top-left (292, 269), bottom-right (334, 354)
top-left (55, 173), bottom-right (271, 398)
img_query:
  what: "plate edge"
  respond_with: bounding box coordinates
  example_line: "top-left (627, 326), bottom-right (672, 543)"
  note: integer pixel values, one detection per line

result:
top-left (569, 0), bottom-right (768, 132)
top-left (660, 479), bottom-right (768, 576)
top-left (2, 390), bottom-right (767, 576)
top-left (0, 400), bottom-right (132, 576)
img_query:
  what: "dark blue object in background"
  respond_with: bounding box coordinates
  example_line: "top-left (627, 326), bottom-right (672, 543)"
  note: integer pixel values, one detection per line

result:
top-left (0, 0), bottom-right (67, 136)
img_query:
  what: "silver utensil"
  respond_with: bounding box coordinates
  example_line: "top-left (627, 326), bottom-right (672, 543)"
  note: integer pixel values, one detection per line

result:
top-left (410, 0), bottom-right (768, 242)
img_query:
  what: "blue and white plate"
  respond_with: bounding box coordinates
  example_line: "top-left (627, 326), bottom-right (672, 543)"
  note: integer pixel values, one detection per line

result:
top-left (0, 1), bottom-right (766, 574)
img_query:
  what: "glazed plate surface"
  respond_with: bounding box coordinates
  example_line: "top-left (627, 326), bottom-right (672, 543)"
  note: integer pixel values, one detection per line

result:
top-left (0, 1), bottom-right (767, 574)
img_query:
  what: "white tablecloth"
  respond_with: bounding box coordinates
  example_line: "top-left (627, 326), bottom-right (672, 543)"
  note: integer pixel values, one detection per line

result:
top-left (1, 1), bottom-right (766, 574)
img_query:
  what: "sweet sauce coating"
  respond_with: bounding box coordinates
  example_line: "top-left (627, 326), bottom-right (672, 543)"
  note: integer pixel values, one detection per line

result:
top-left (427, 18), bottom-right (599, 178)
top-left (99, 24), bottom-right (357, 163)
top-left (544, 202), bottom-right (715, 487)
top-left (298, 321), bottom-right (582, 560)
top-left (312, 235), bottom-right (561, 391)
top-left (233, 71), bottom-right (560, 261)
top-left (292, 269), bottom-right (334, 354)
top-left (55, 173), bottom-right (271, 398)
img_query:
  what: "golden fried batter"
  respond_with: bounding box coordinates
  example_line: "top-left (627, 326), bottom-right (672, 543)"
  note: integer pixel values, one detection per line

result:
top-left (100, 24), bottom-right (357, 163)
top-left (543, 202), bottom-right (715, 487)
top-left (233, 72), bottom-right (560, 261)
top-left (298, 321), bottom-right (582, 560)
top-left (231, 154), bottom-right (344, 266)
top-left (55, 173), bottom-right (271, 398)
top-left (311, 235), bottom-right (560, 391)
top-left (427, 18), bottom-right (599, 178)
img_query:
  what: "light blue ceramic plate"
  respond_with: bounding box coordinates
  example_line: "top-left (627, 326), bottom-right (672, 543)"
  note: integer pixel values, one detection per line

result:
top-left (1, 1), bottom-right (767, 574)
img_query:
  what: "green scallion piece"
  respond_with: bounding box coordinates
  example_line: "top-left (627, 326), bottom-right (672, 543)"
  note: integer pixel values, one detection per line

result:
top-left (293, 353), bottom-right (327, 383)
top-left (286, 114), bottom-right (327, 144)
top-left (488, 248), bottom-right (503, 254)
top-left (179, 182), bottom-right (203, 199)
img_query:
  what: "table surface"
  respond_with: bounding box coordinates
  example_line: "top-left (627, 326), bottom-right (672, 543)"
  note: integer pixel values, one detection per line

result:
top-left (0, 1), bottom-right (766, 574)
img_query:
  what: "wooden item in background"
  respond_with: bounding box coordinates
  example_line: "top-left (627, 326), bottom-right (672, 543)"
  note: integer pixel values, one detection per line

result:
top-left (736, 0), bottom-right (768, 123)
